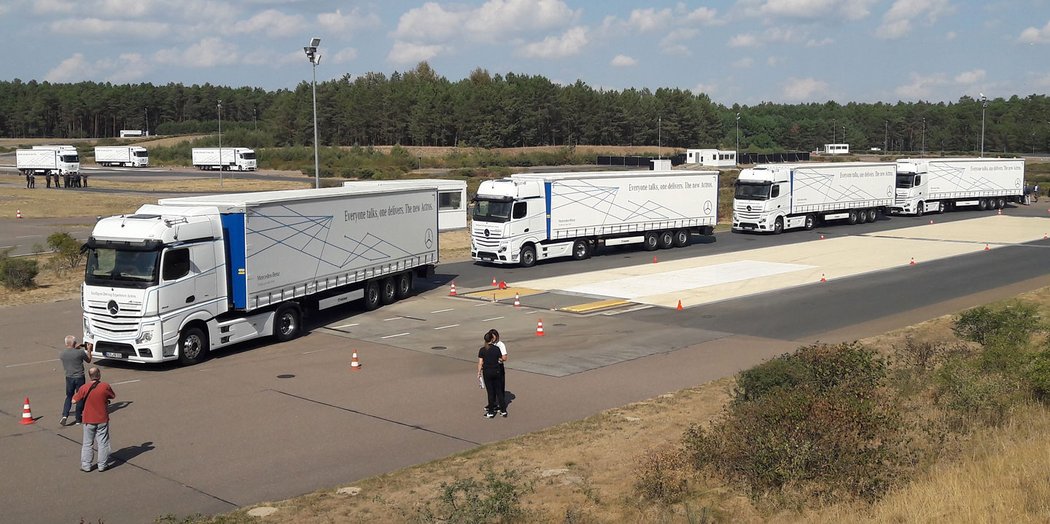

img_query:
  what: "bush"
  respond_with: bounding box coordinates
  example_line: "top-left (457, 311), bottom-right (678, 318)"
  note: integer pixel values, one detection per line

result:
top-left (933, 357), bottom-right (1022, 427)
top-left (634, 443), bottom-right (690, 503)
top-left (1025, 349), bottom-right (1050, 402)
top-left (685, 342), bottom-right (910, 502)
top-left (415, 468), bottom-right (532, 523)
top-left (0, 253), bottom-right (39, 289)
top-left (953, 302), bottom-right (1040, 348)
top-left (47, 232), bottom-right (83, 269)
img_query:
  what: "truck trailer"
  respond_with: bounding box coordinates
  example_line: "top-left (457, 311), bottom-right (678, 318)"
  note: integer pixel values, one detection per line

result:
top-left (81, 186), bottom-right (439, 365)
top-left (16, 145), bottom-right (80, 177)
top-left (344, 179), bottom-right (468, 231)
top-left (191, 147), bottom-right (257, 171)
top-left (471, 170), bottom-right (719, 267)
top-left (95, 146), bottom-right (149, 167)
top-left (732, 162), bottom-right (896, 233)
top-left (891, 157), bottom-right (1025, 215)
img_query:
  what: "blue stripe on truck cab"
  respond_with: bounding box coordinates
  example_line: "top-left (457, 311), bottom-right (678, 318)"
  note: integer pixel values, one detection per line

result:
top-left (220, 212), bottom-right (248, 310)
top-left (545, 182), bottom-right (552, 239)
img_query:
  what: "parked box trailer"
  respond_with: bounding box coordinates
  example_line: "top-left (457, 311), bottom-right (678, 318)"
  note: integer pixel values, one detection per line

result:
top-left (344, 179), bottom-right (468, 231)
top-left (733, 162), bottom-right (896, 233)
top-left (891, 157), bottom-right (1025, 215)
top-left (191, 147), bottom-right (257, 171)
top-left (81, 186), bottom-right (439, 365)
top-left (95, 146), bottom-right (149, 167)
top-left (16, 145), bottom-right (80, 176)
top-left (471, 170), bottom-right (719, 266)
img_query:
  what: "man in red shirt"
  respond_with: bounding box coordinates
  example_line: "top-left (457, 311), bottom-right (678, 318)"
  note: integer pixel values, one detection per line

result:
top-left (71, 367), bottom-right (116, 472)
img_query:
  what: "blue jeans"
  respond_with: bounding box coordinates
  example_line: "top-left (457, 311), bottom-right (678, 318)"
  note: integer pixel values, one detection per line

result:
top-left (81, 422), bottom-right (111, 472)
top-left (63, 376), bottom-right (85, 422)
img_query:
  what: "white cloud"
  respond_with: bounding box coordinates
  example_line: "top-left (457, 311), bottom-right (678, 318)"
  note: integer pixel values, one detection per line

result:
top-left (945, 31), bottom-right (957, 41)
top-left (518, 26), bottom-right (588, 59)
top-left (43, 52), bottom-right (151, 83)
top-left (878, 0), bottom-right (953, 39)
top-left (683, 6), bottom-right (719, 24)
top-left (395, 0), bottom-right (576, 43)
top-left (231, 9), bottom-right (306, 37)
top-left (729, 27), bottom-right (803, 47)
top-left (1019, 21), bottom-right (1050, 44)
top-left (1033, 72), bottom-right (1050, 88)
top-left (692, 82), bottom-right (717, 95)
top-left (767, 56), bottom-right (781, 66)
top-left (729, 33), bottom-right (760, 47)
top-left (96, 0), bottom-right (152, 18)
top-left (611, 54), bottom-right (637, 67)
top-left (894, 72), bottom-right (948, 99)
top-left (317, 8), bottom-right (380, 34)
top-left (782, 77), bottom-right (829, 101)
top-left (50, 18), bottom-right (170, 39)
top-left (154, 37), bottom-right (239, 68)
top-left (241, 50), bottom-right (301, 67)
top-left (735, 57), bottom-right (755, 68)
top-left (393, 3), bottom-right (463, 42)
top-left (806, 37), bottom-right (834, 47)
top-left (33, 0), bottom-right (76, 14)
top-left (387, 41), bottom-right (445, 64)
top-left (756, 0), bottom-right (878, 21)
top-left (331, 48), bottom-right (359, 65)
top-left (660, 28), bottom-right (698, 55)
top-left (954, 69), bottom-right (986, 84)
top-left (106, 53), bottom-right (150, 83)
top-left (44, 53), bottom-right (93, 82)
top-left (626, 8), bottom-right (673, 33)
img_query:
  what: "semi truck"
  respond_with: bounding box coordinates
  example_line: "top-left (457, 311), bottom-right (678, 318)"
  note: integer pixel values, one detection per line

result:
top-left (95, 146), bottom-right (149, 167)
top-left (891, 157), bottom-right (1025, 215)
top-left (191, 147), bottom-right (257, 171)
top-left (16, 145), bottom-right (80, 177)
top-left (471, 170), bottom-right (719, 267)
top-left (81, 186), bottom-right (439, 365)
top-left (732, 162), bottom-right (896, 234)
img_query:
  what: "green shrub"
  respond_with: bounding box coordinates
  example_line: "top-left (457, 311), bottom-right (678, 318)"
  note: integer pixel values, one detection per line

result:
top-left (1025, 349), bottom-right (1050, 402)
top-left (634, 443), bottom-right (690, 503)
top-left (415, 468), bottom-right (532, 523)
top-left (933, 357), bottom-right (1022, 427)
top-left (733, 356), bottom-right (809, 402)
top-left (0, 254), bottom-right (39, 289)
top-left (47, 231), bottom-right (84, 269)
top-left (953, 302), bottom-right (1040, 348)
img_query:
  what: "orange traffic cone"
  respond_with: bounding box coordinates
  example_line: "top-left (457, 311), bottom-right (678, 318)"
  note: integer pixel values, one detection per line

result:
top-left (535, 319), bottom-right (545, 337)
top-left (449, 281), bottom-right (457, 296)
top-left (819, 234), bottom-right (825, 240)
top-left (513, 293), bottom-right (520, 307)
top-left (350, 351), bottom-right (362, 371)
top-left (820, 273), bottom-right (827, 283)
top-left (676, 300), bottom-right (683, 311)
top-left (20, 397), bottom-right (34, 425)
top-left (498, 281), bottom-right (507, 290)
top-left (16, 209), bottom-right (22, 219)
top-left (491, 277), bottom-right (497, 287)
top-left (984, 243), bottom-right (990, 251)
top-left (1044, 233), bottom-right (1047, 240)
top-left (909, 257), bottom-right (916, 266)
top-left (652, 255), bottom-right (658, 264)
top-left (929, 219), bottom-right (934, 224)
top-left (997, 208), bottom-right (1002, 215)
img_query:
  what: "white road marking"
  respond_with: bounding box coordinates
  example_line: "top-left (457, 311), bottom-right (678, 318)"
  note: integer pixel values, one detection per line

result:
top-left (383, 317), bottom-right (403, 322)
top-left (524, 310), bottom-right (539, 315)
top-left (473, 302), bottom-right (493, 307)
top-left (604, 305), bottom-right (654, 315)
top-left (434, 324), bottom-right (460, 330)
top-left (430, 308), bottom-right (454, 314)
top-left (5, 358), bottom-right (59, 368)
top-left (481, 316), bottom-right (504, 322)
top-left (331, 322), bottom-right (359, 329)
top-left (381, 332), bottom-right (410, 339)
top-left (113, 379), bottom-right (141, 385)
top-left (302, 349), bottom-right (326, 355)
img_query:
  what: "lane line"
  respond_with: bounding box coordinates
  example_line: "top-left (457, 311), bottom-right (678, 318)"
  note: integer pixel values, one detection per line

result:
top-left (481, 316), bottom-right (504, 322)
top-left (113, 379), bottom-right (141, 385)
top-left (430, 308), bottom-right (454, 313)
top-left (302, 349), bottom-right (326, 355)
top-left (5, 358), bottom-right (59, 368)
top-left (473, 302), bottom-right (492, 307)
top-left (434, 324), bottom-right (459, 330)
top-left (381, 332), bottom-right (410, 339)
top-left (383, 317), bottom-right (403, 322)
top-left (331, 322), bottom-right (359, 329)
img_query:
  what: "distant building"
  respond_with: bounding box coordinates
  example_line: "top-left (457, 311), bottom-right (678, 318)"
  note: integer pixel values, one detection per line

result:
top-left (650, 159), bottom-right (672, 170)
top-left (685, 148), bottom-right (737, 167)
top-left (823, 143), bottom-right (850, 155)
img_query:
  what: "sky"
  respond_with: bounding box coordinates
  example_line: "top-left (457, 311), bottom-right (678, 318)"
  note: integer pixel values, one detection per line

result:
top-left (1, 0), bottom-right (1049, 105)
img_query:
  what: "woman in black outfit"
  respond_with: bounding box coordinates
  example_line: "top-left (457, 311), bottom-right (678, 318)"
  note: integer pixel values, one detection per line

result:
top-left (477, 331), bottom-right (506, 418)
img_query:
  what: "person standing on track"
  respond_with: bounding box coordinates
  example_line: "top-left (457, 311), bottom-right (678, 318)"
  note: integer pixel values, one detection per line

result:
top-left (72, 367), bottom-right (116, 472)
top-left (59, 335), bottom-right (92, 426)
top-left (486, 329), bottom-right (509, 412)
top-left (477, 331), bottom-right (506, 418)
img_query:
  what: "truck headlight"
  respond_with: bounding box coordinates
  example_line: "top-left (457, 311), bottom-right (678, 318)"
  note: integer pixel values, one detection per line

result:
top-left (136, 324), bottom-right (155, 344)
top-left (498, 246), bottom-right (506, 253)
top-left (83, 317), bottom-right (92, 337)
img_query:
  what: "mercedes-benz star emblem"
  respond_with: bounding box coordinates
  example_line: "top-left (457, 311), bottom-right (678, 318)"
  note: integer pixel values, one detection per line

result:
top-left (107, 300), bottom-right (119, 315)
top-left (704, 200), bottom-right (713, 215)
top-left (424, 229), bottom-right (434, 249)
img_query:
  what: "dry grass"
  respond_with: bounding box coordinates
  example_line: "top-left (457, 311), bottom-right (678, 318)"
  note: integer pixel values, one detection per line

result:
top-left (365, 144), bottom-right (681, 158)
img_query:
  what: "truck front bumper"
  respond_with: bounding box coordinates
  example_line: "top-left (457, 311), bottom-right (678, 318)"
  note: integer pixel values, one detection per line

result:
top-left (84, 315), bottom-right (173, 364)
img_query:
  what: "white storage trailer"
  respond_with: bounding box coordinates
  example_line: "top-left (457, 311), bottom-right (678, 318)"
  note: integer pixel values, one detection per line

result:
top-left (95, 146), bottom-right (149, 167)
top-left (16, 146), bottom-right (80, 176)
top-left (471, 170), bottom-right (719, 266)
top-left (81, 186), bottom-right (439, 365)
top-left (891, 157), bottom-right (1025, 215)
top-left (191, 147), bottom-right (257, 171)
top-left (733, 162), bottom-right (896, 233)
top-left (344, 179), bottom-right (467, 231)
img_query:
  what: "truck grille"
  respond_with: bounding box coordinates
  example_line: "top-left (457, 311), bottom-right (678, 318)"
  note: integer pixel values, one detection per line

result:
top-left (734, 210), bottom-right (763, 221)
top-left (472, 224), bottom-right (503, 249)
top-left (89, 316), bottom-right (141, 337)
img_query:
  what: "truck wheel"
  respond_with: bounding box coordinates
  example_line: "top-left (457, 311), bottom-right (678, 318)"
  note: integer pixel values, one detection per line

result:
top-left (363, 280), bottom-right (381, 311)
top-left (997, 197), bottom-right (1006, 209)
top-left (381, 277), bottom-right (397, 305)
top-left (396, 272), bottom-right (413, 299)
top-left (978, 199), bottom-right (988, 211)
top-left (868, 209), bottom-right (878, 223)
top-left (804, 214), bottom-right (816, 230)
top-left (519, 245), bottom-right (537, 268)
top-left (274, 304), bottom-right (301, 342)
top-left (848, 210), bottom-right (859, 225)
top-left (673, 229), bottom-right (690, 247)
top-left (571, 240), bottom-right (590, 260)
top-left (643, 232), bottom-right (660, 251)
top-left (772, 217), bottom-right (784, 234)
top-left (658, 231), bottom-right (674, 249)
top-left (915, 202), bottom-right (924, 217)
top-left (177, 326), bottom-right (208, 366)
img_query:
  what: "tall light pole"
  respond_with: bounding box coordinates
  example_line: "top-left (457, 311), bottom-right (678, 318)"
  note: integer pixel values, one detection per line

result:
top-left (884, 120), bottom-right (888, 153)
top-left (144, 107), bottom-right (148, 136)
top-left (253, 107), bottom-right (258, 131)
top-left (979, 93), bottom-right (988, 157)
top-left (921, 118), bottom-right (926, 157)
top-left (217, 99), bottom-right (223, 188)
top-left (735, 112), bottom-right (740, 164)
top-left (657, 116), bottom-right (662, 159)
top-left (304, 37), bottom-right (322, 189)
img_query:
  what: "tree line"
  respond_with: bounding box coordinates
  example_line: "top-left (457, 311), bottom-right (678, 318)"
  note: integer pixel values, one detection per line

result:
top-left (1, 62), bottom-right (1048, 154)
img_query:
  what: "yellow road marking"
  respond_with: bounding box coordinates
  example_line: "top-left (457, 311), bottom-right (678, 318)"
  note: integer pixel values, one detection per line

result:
top-left (462, 287), bottom-right (544, 300)
top-left (559, 299), bottom-right (631, 313)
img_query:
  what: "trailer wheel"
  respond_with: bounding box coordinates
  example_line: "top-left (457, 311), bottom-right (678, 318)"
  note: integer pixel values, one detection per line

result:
top-left (997, 197), bottom-right (1006, 209)
top-left (803, 214), bottom-right (816, 230)
top-left (380, 277), bottom-right (397, 305)
top-left (868, 209), bottom-right (878, 223)
top-left (658, 231), bottom-right (674, 249)
top-left (396, 272), bottom-right (413, 299)
top-left (520, 245), bottom-right (537, 267)
top-left (571, 240), bottom-right (590, 260)
top-left (177, 326), bottom-right (209, 366)
top-left (274, 304), bottom-right (301, 342)
top-left (363, 280), bottom-right (381, 311)
top-left (643, 232), bottom-right (660, 251)
top-left (673, 229), bottom-right (690, 247)
top-left (978, 199), bottom-right (988, 211)
top-left (848, 210), bottom-right (859, 225)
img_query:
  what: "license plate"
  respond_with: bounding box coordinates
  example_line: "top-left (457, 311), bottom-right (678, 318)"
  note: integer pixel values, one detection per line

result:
top-left (104, 352), bottom-right (125, 359)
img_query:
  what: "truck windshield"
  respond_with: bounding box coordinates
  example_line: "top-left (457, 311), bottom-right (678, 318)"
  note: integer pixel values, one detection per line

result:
top-left (61, 154), bottom-right (80, 163)
top-left (734, 181), bottom-right (772, 201)
top-left (239, 152), bottom-right (256, 160)
top-left (84, 248), bottom-right (160, 289)
top-left (472, 199), bottom-right (512, 223)
top-left (134, 150), bottom-right (148, 157)
top-left (896, 174), bottom-right (917, 188)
